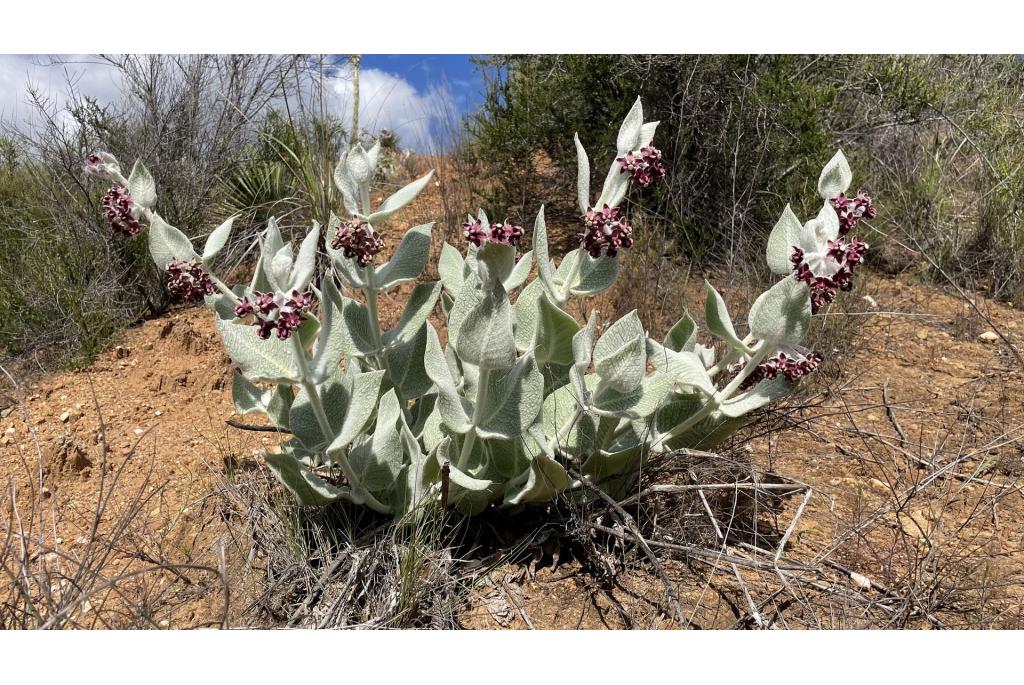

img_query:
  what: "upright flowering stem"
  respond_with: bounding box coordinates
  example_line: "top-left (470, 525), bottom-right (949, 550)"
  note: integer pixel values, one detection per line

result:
top-left (362, 267), bottom-right (384, 351)
top-left (290, 334), bottom-right (391, 514)
top-left (654, 342), bottom-right (773, 449)
top-left (706, 334), bottom-right (756, 379)
top-left (290, 336), bottom-right (335, 441)
top-left (558, 254), bottom-right (584, 305)
top-left (207, 272), bottom-right (242, 306)
top-left (361, 265), bottom-right (406, 407)
top-left (456, 367), bottom-right (492, 470)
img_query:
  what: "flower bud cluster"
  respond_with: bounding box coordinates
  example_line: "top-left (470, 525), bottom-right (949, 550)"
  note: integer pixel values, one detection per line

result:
top-left (743, 347), bottom-right (824, 388)
top-left (165, 259), bottom-right (215, 302)
top-left (580, 205), bottom-right (634, 258)
top-left (331, 219), bottom-right (384, 267)
top-left (830, 192), bottom-right (876, 235)
top-left (102, 186), bottom-right (142, 236)
top-left (234, 290), bottom-right (314, 340)
top-left (462, 218), bottom-right (524, 247)
top-left (83, 152), bottom-right (122, 184)
top-left (617, 145), bottom-right (666, 188)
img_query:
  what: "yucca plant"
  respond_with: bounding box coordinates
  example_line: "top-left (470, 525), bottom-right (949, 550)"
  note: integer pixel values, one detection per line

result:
top-left (84, 96), bottom-right (874, 517)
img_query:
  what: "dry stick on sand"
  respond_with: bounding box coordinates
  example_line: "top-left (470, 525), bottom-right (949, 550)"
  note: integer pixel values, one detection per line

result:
top-left (568, 468), bottom-right (685, 626)
top-left (882, 383), bottom-right (909, 445)
top-left (588, 523), bottom-right (815, 573)
top-left (226, 419), bottom-right (292, 434)
top-left (616, 481), bottom-right (805, 508)
top-left (688, 470), bottom-right (767, 629)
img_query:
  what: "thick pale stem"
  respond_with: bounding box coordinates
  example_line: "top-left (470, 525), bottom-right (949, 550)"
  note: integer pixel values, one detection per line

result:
top-left (654, 342), bottom-right (772, 450)
top-left (706, 333), bottom-right (755, 379)
top-left (457, 367), bottom-right (491, 470)
top-left (362, 268), bottom-right (383, 352)
top-left (208, 272), bottom-right (241, 305)
top-left (558, 251), bottom-right (584, 305)
top-left (291, 335), bottom-right (334, 441)
top-left (290, 333), bottom-right (391, 514)
top-left (362, 266), bottom-right (406, 406)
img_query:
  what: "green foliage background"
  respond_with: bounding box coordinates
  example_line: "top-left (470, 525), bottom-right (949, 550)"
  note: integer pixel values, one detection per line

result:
top-left (466, 54), bottom-right (1024, 295)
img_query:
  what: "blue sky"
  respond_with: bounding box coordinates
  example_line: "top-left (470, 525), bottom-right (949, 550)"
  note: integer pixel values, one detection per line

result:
top-left (361, 55), bottom-right (485, 112)
top-left (0, 54), bottom-right (490, 151)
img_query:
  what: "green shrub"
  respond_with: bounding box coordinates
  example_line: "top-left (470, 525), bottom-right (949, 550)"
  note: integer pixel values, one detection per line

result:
top-left (468, 55), bottom-right (1024, 301)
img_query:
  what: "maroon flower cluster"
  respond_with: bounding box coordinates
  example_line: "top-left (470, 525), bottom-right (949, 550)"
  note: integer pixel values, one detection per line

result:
top-left (165, 259), bottom-right (215, 302)
top-left (830, 192), bottom-right (876, 235)
top-left (331, 219), bottom-right (384, 267)
top-left (617, 145), bottom-right (666, 188)
top-left (792, 237), bottom-right (869, 313)
top-left (743, 349), bottom-right (824, 388)
top-left (102, 186), bottom-right (142, 236)
top-left (462, 218), bottom-right (524, 248)
top-left (580, 205), bottom-right (634, 258)
top-left (234, 290), bottom-right (314, 340)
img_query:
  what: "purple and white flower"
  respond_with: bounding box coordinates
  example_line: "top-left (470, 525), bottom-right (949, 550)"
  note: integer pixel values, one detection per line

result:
top-left (617, 145), bottom-right (666, 188)
top-left (580, 205), bottom-right (634, 258)
top-left (791, 234), bottom-right (869, 313)
top-left (165, 259), bottom-right (215, 302)
top-left (234, 289), bottom-right (314, 340)
top-left (102, 186), bottom-right (143, 237)
top-left (742, 345), bottom-right (824, 388)
top-left (331, 219), bottom-right (384, 267)
top-left (830, 191), bottom-right (876, 235)
top-left (462, 218), bottom-right (524, 247)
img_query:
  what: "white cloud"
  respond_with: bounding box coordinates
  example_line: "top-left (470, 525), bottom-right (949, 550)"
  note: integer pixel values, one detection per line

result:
top-left (0, 55), bottom-right (123, 133)
top-left (0, 56), bottom-right (458, 152)
top-left (320, 64), bottom-right (457, 152)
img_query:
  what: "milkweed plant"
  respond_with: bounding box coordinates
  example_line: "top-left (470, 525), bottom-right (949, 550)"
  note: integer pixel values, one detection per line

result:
top-left (85, 97), bottom-right (874, 517)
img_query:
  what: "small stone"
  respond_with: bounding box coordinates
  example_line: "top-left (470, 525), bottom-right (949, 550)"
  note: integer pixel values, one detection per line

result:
top-left (133, 428), bottom-right (144, 436)
top-left (5, 426), bottom-right (14, 435)
top-left (143, 342), bottom-right (154, 351)
top-left (114, 345), bottom-right (130, 359)
top-left (60, 411), bottom-right (71, 423)
top-left (154, 410), bottom-right (163, 417)
top-left (0, 436), bottom-right (12, 446)
top-left (978, 331), bottom-right (999, 343)
top-left (915, 329), bottom-right (929, 341)
top-left (868, 477), bottom-right (888, 493)
top-left (159, 619), bottom-right (170, 628)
